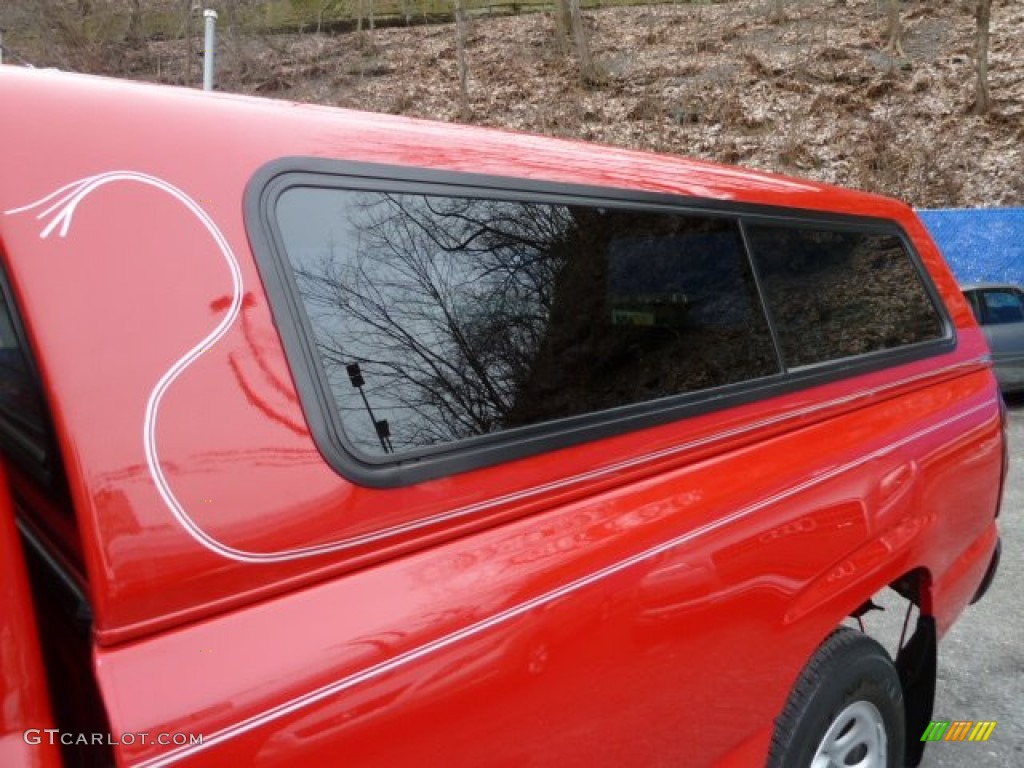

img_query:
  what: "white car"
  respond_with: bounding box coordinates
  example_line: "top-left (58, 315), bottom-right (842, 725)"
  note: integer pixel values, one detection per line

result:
top-left (963, 283), bottom-right (1024, 393)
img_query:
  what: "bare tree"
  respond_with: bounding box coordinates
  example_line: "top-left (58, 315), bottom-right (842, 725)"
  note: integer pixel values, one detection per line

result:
top-left (126, 0), bottom-right (144, 46)
top-left (292, 194), bottom-right (575, 450)
top-left (289, 194), bottom-right (763, 452)
top-left (222, 0), bottom-right (240, 38)
top-left (291, 0), bottom-right (336, 35)
top-left (184, 0), bottom-right (199, 87)
top-left (568, 0), bottom-right (596, 82)
top-left (554, 0), bottom-right (572, 54)
top-left (353, 0), bottom-right (375, 44)
top-left (974, 0), bottom-right (992, 114)
top-left (315, 0), bottom-right (327, 34)
top-left (885, 0), bottom-right (903, 57)
top-left (454, 0), bottom-right (471, 119)
top-left (219, 0), bottom-right (242, 67)
top-left (552, 0), bottom-right (596, 83)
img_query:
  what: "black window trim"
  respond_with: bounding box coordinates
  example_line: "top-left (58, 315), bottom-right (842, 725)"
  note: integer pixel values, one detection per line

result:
top-left (245, 158), bottom-right (956, 488)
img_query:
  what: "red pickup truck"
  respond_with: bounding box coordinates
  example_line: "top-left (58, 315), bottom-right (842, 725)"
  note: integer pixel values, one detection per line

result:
top-left (0, 67), bottom-right (1004, 768)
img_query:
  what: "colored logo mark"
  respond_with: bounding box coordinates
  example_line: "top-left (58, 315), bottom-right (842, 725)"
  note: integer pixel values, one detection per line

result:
top-left (921, 720), bottom-right (996, 742)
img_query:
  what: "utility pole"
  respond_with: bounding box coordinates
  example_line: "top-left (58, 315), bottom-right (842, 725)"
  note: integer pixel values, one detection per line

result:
top-left (203, 9), bottom-right (218, 90)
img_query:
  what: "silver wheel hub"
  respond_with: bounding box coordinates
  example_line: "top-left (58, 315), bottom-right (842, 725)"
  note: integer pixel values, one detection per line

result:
top-left (811, 700), bottom-right (887, 768)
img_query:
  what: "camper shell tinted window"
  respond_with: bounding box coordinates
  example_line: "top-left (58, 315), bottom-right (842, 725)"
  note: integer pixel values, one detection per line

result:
top-left (248, 162), bottom-right (952, 486)
top-left (275, 189), bottom-right (779, 458)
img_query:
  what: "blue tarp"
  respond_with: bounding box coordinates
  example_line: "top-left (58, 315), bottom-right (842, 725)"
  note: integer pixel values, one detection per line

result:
top-left (917, 208), bottom-right (1024, 286)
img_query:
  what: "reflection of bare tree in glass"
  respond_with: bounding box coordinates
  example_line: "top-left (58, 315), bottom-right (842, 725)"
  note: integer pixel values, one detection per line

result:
top-left (293, 193), bottom-right (575, 452)
top-left (285, 190), bottom-right (779, 456)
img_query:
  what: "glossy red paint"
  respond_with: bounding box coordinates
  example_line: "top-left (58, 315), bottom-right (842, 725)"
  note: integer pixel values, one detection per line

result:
top-left (0, 466), bottom-right (61, 768)
top-left (0, 67), bottom-right (1002, 767)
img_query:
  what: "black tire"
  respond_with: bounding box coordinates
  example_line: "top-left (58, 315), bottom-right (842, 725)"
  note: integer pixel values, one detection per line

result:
top-left (768, 627), bottom-right (905, 768)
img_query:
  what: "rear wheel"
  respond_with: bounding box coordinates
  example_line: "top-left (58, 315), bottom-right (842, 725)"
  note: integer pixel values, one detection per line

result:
top-left (768, 627), bottom-right (905, 768)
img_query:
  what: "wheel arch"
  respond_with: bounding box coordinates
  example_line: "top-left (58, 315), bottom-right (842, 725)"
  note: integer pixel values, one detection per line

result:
top-left (816, 566), bottom-right (937, 767)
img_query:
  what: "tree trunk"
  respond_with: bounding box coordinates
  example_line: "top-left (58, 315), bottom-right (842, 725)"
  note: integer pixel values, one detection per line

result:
top-left (886, 0), bottom-right (903, 57)
top-left (554, 0), bottom-right (572, 54)
top-left (126, 0), bottom-right (144, 46)
top-left (454, 0), bottom-right (470, 119)
top-left (184, 0), bottom-right (194, 87)
top-left (223, 0), bottom-right (239, 39)
top-left (568, 0), bottom-right (596, 83)
top-left (974, 0), bottom-right (991, 114)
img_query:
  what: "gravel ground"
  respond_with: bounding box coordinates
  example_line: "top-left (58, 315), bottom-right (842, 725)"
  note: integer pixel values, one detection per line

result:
top-left (918, 397), bottom-right (1024, 767)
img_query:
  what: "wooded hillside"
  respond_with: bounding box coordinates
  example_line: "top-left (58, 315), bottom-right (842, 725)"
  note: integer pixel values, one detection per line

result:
top-left (1, 0), bottom-right (1021, 207)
